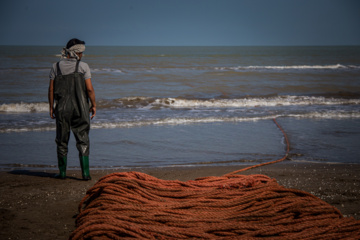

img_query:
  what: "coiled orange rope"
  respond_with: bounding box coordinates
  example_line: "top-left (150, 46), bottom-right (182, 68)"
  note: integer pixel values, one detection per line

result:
top-left (70, 119), bottom-right (360, 239)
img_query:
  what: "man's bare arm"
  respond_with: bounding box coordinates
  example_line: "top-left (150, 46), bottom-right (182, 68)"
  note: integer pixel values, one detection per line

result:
top-left (85, 78), bottom-right (96, 119)
top-left (48, 79), bottom-right (55, 119)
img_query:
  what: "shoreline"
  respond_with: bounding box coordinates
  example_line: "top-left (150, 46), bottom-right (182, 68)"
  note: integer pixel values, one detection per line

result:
top-left (1, 162), bottom-right (359, 239)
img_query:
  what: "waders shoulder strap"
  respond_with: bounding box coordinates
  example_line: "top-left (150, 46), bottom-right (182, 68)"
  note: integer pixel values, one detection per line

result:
top-left (56, 62), bottom-right (62, 76)
top-left (75, 60), bottom-right (80, 73)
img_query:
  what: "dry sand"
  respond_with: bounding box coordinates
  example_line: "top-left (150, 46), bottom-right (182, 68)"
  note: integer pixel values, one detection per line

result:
top-left (1, 162), bottom-right (359, 239)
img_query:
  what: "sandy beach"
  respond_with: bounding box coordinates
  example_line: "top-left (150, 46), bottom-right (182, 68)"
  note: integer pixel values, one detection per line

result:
top-left (0, 162), bottom-right (359, 239)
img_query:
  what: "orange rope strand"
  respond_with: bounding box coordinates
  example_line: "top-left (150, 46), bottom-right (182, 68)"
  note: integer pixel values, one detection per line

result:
top-left (224, 118), bottom-right (290, 176)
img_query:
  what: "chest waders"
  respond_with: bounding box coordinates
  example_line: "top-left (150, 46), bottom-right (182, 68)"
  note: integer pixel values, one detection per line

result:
top-left (54, 60), bottom-right (91, 180)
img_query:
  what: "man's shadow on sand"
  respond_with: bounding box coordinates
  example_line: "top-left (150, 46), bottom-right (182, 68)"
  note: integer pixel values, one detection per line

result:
top-left (8, 169), bottom-right (84, 181)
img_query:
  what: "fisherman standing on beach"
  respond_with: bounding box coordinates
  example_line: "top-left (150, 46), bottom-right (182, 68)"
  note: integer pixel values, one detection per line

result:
top-left (48, 38), bottom-right (96, 180)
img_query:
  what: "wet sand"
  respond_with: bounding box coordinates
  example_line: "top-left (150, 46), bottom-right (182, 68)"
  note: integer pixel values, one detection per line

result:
top-left (1, 162), bottom-right (359, 239)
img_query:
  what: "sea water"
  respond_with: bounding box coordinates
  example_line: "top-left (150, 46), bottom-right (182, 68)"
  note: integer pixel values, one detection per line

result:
top-left (0, 46), bottom-right (359, 170)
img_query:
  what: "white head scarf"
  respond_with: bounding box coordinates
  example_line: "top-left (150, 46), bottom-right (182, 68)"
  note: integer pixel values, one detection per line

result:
top-left (61, 44), bottom-right (86, 60)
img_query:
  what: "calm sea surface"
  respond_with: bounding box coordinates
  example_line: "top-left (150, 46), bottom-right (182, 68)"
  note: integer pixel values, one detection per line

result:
top-left (0, 46), bottom-right (359, 170)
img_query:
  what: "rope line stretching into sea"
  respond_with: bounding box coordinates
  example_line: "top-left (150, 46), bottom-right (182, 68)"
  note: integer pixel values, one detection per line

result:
top-left (70, 118), bottom-right (360, 239)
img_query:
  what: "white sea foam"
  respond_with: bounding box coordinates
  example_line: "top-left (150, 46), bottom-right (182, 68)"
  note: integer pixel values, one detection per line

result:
top-left (154, 96), bottom-right (360, 108)
top-left (288, 112), bottom-right (360, 119)
top-left (91, 68), bottom-right (123, 73)
top-left (0, 126), bottom-right (56, 133)
top-left (215, 64), bottom-right (360, 71)
top-left (87, 112), bottom-right (360, 130)
top-left (1, 96), bottom-right (359, 113)
top-left (1, 111), bottom-right (359, 133)
top-left (0, 102), bottom-right (48, 113)
top-left (87, 64), bottom-right (360, 74)
top-left (90, 116), bottom-right (277, 130)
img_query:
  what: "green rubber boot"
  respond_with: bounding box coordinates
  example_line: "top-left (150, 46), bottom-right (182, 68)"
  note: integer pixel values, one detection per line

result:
top-left (80, 156), bottom-right (91, 180)
top-left (57, 156), bottom-right (67, 179)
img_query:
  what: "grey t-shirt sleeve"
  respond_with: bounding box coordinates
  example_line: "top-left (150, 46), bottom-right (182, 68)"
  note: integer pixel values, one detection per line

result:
top-left (79, 62), bottom-right (92, 80)
top-left (49, 63), bottom-right (57, 80)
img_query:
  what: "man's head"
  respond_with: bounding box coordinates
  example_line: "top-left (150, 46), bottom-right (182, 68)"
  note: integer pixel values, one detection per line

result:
top-left (66, 38), bottom-right (85, 49)
top-left (62, 38), bottom-right (86, 60)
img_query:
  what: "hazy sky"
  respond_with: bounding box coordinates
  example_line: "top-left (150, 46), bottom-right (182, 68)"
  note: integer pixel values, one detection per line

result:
top-left (1, 0), bottom-right (359, 46)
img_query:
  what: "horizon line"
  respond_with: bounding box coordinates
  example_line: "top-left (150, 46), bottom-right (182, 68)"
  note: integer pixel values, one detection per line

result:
top-left (1, 44), bottom-right (359, 47)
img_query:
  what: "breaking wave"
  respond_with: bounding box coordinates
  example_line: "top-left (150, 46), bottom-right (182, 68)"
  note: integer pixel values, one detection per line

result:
top-left (96, 95), bottom-right (360, 109)
top-left (215, 64), bottom-right (360, 71)
top-left (89, 64), bottom-right (360, 73)
top-left (1, 64), bottom-right (358, 75)
top-left (1, 96), bottom-right (359, 113)
top-left (91, 68), bottom-right (123, 73)
top-left (89, 112), bottom-right (360, 129)
top-left (151, 96), bottom-right (360, 108)
top-left (0, 102), bottom-right (48, 113)
top-left (2, 112), bottom-right (360, 133)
